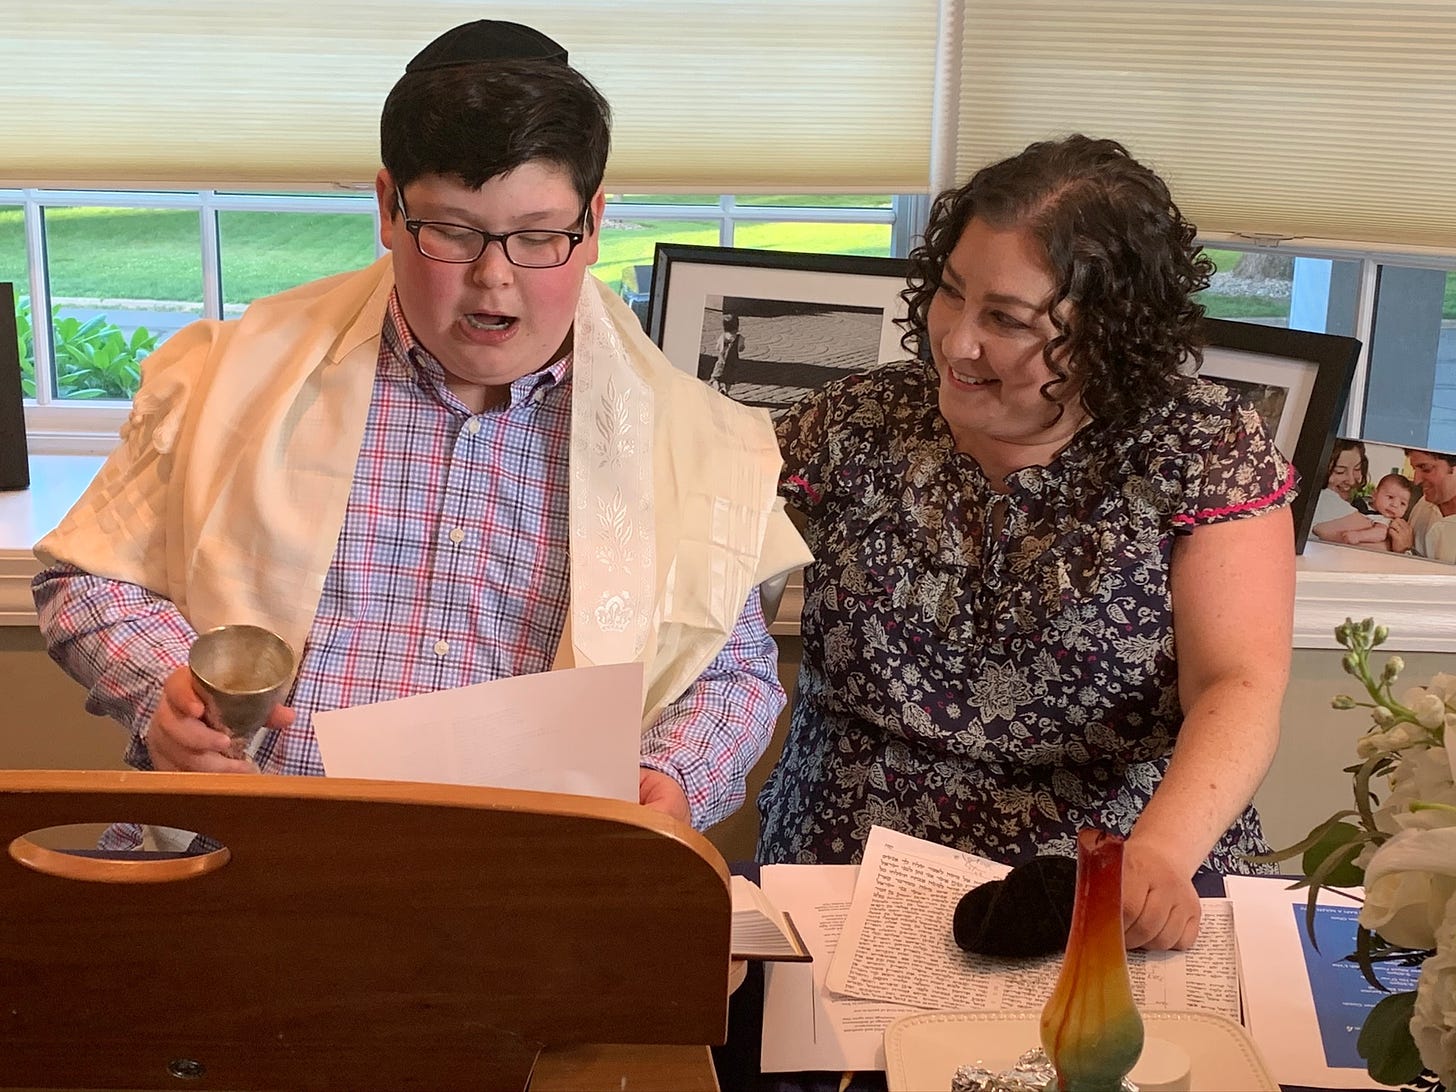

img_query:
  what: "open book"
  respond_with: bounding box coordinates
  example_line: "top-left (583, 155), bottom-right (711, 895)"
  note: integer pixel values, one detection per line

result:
top-left (731, 875), bottom-right (812, 962)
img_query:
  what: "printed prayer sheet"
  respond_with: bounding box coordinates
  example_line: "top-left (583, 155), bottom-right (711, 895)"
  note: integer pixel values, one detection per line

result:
top-left (760, 864), bottom-right (919, 1072)
top-left (825, 825), bottom-right (1241, 1021)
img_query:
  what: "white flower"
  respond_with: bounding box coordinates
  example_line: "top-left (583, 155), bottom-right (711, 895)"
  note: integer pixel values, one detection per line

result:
top-left (1411, 691), bottom-right (1450, 730)
top-left (1370, 746), bottom-right (1456, 838)
top-left (1358, 724), bottom-right (1419, 760)
top-left (1360, 827), bottom-right (1456, 949)
top-left (1411, 889), bottom-right (1456, 1087)
top-left (1426, 672), bottom-right (1456, 703)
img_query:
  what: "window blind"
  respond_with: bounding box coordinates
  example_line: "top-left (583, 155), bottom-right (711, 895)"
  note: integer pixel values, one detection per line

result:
top-left (1, 1), bottom-right (940, 194)
top-left (954, 1), bottom-right (1456, 249)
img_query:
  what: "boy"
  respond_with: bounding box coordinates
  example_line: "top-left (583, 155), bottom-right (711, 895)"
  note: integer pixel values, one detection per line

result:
top-left (33, 20), bottom-right (808, 847)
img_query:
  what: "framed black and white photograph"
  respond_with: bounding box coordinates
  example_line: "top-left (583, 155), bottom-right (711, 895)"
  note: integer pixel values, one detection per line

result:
top-left (646, 244), bottom-right (909, 420)
top-left (1198, 317), bottom-right (1361, 554)
top-left (1309, 438), bottom-right (1456, 565)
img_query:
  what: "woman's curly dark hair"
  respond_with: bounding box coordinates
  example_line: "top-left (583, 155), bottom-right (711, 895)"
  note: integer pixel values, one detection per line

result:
top-left (898, 134), bottom-right (1214, 435)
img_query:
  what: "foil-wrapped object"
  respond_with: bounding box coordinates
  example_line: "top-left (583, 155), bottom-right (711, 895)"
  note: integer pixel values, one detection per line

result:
top-left (950, 1047), bottom-right (1138, 1092)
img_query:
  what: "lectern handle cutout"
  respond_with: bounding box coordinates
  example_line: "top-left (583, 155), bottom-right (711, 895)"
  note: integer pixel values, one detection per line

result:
top-left (8, 834), bottom-right (230, 883)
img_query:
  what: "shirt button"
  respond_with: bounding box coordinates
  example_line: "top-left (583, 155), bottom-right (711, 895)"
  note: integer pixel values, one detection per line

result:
top-left (465, 417), bottom-right (481, 435)
top-left (433, 639), bottom-right (449, 657)
top-left (448, 527), bottom-right (466, 544)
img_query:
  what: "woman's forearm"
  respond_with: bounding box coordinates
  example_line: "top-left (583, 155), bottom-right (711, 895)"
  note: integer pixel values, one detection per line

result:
top-left (1129, 680), bottom-right (1281, 875)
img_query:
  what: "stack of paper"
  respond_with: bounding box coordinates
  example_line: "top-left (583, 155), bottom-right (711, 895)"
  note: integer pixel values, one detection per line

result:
top-left (760, 825), bottom-right (1241, 1074)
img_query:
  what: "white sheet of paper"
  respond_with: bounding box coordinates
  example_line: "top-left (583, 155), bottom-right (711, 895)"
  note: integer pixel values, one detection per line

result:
top-left (760, 864), bottom-right (918, 1073)
top-left (312, 663), bottom-right (641, 802)
top-left (826, 825), bottom-right (1241, 1021)
top-left (1225, 874), bottom-right (1399, 1090)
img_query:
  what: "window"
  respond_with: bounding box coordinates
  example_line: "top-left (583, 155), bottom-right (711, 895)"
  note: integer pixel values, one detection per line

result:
top-left (1365, 266), bottom-right (1456, 451)
top-left (1198, 241), bottom-right (1456, 452)
top-left (0, 204), bottom-right (26, 395)
top-left (44, 204), bottom-right (202, 401)
top-left (217, 207), bottom-right (378, 307)
top-left (5, 188), bottom-right (907, 452)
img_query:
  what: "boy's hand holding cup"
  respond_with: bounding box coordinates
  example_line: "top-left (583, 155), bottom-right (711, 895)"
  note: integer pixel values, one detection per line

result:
top-left (186, 624), bottom-right (296, 770)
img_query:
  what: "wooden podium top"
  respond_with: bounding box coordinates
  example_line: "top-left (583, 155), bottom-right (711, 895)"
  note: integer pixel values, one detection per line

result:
top-left (0, 770), bottom-right (732, 1091)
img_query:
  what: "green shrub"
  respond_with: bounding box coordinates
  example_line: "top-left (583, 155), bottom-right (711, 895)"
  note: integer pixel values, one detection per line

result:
top-left (12, 295), bottom-right (157, 400)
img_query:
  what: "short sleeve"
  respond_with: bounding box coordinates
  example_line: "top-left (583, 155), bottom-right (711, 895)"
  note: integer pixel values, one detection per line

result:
top-left (1174, 389), bottom-right (1297, 530)
top-left (775, 375), bottom-right (871, 515)
top-left (776, 390), bottom-right (831, 514)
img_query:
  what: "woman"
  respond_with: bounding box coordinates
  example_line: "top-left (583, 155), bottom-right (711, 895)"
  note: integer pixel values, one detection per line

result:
top-left (1311, 439), bottom-right (1372, 542)
top-left (757, 135), bottom-right (1295, 951)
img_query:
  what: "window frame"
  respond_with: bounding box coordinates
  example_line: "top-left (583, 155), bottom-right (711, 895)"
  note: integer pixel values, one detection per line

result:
top-left (10, 192), bottom-right (1456, 454)
top-left (3, 188), bottom-right (914, 453)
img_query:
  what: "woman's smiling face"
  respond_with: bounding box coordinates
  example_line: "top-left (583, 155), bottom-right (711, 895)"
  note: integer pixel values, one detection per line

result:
top-left (927, 217), bottom-right (1084, 457)
top-left (1326, 446), bottom-right (1365, 501)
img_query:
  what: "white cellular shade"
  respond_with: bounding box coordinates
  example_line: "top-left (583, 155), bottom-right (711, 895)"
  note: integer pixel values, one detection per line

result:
top-left (1, 1), bottom-right (940, 194)
top-left (954, 1), bottom-right (1456, 249)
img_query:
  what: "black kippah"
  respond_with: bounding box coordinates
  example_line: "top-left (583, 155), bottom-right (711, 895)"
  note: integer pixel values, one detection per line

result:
top-left (952, 855), bottom-right (1078, 958)
top-left (405, 20), bottom-right (568, 73)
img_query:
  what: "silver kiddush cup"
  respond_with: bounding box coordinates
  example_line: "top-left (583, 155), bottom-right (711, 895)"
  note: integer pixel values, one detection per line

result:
top-left (188, 624), bottom-right (296, 765)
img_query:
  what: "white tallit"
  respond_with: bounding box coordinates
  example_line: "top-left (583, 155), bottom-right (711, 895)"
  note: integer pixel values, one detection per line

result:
top-left (36, 256), bottom-right (810, 728)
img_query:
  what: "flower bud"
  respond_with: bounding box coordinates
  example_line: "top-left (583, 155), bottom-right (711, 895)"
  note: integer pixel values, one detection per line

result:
top-left (1342, 652), bottom-right (1361, 676)
top-left (1372, 706), bottom-right (1396, 726)
top-left (1373, 625), bottom-right (1390, 646)
top-left (1332, 695), bottom-right (1357, 710)
top-left (1383, 656), bottom-right (1405, 680)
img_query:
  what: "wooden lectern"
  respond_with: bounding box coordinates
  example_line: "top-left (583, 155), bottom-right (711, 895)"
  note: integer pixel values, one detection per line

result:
top-left (0, 770), bottom-right (732, 1091)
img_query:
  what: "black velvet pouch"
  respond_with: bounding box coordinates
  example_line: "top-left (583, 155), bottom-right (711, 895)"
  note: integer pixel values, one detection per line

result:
top-left (952, 855), bottom-right (1078, 958)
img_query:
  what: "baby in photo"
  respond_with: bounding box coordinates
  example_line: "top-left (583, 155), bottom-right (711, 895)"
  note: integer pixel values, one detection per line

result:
top-left (1320, 472), bottom-right (1414, 551)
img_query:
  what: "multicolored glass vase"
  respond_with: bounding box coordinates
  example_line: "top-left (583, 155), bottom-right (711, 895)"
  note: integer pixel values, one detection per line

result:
top-left (1039, 829), bottom-right (1145, 1091)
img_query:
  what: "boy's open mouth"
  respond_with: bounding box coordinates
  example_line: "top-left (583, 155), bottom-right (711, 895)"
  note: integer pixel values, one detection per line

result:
top-left (464, 311), bottom-right (515, 331)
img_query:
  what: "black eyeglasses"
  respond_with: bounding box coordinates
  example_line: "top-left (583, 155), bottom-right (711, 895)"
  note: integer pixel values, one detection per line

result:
top-left (395, 191), bottom-right (587, 269)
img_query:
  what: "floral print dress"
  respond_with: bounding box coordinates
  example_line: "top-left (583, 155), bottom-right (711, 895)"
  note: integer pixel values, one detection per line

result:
top-left (756, 360), bottom-right (1294, 869)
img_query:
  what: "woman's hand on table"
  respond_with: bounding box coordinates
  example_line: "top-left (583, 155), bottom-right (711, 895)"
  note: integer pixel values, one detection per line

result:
top-left (1121, 837), bottom-right (1201, 951)
top-left (145, 665), bottom-right (292, 773)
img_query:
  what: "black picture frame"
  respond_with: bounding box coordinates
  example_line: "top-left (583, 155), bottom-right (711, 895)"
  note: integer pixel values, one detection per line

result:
top-left (1199, 317), bottom-right (1361, 554)
top-left (0, 283), bottom-right (28, 492)
top-left (646, 243), bottom-right (909, 420)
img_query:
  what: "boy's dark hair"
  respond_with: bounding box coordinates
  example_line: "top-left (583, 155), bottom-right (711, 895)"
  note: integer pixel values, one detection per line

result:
top-left (380, 59), bottom-right (611, 214)
top-left (899, 134), bottom-right (1213, 436)
top-left (1378, 472), bottom-right (1415, 493)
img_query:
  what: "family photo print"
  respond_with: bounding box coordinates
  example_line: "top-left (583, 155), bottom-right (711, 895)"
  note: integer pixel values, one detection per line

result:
top-left (1310, 438), bottom-right (1456, 565)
